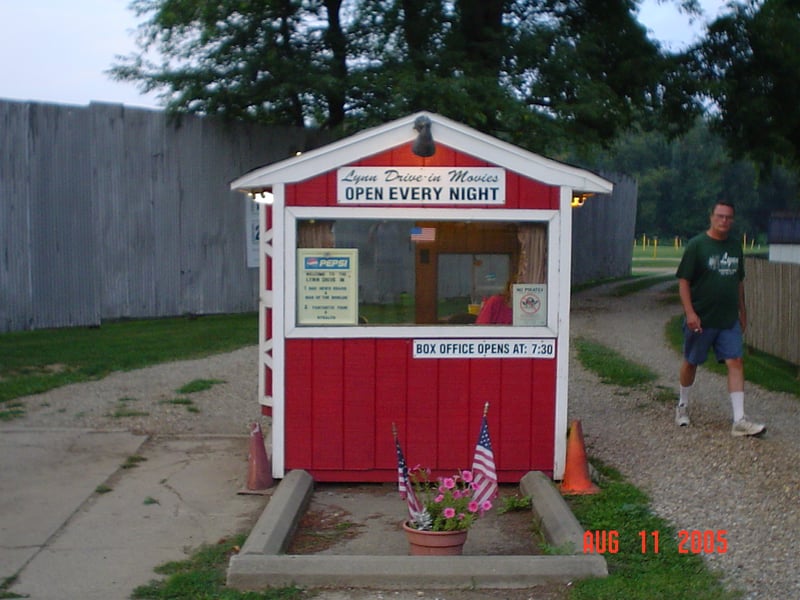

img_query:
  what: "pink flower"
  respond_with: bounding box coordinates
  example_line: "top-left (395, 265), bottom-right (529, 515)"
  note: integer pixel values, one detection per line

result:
top-left (461, 470), bottom-right (473, 482)
top-left (442, 477), bottom-right (455, 490)
top-left (434, 494), bottom-right (444, 503)
top-left (468, 500), bottom-right (479, 513)
top-left (452, 490), bottom-right (462, 500)
top-left (443, 507), bottom-right (456, 518)
top-left (481, 500), bottom-right (493, 512)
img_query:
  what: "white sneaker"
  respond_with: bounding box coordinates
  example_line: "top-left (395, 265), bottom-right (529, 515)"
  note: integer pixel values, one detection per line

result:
top-left (675, 405), bottom-right (690, 427)
top-left (731, 417), bottom-right (766, 437)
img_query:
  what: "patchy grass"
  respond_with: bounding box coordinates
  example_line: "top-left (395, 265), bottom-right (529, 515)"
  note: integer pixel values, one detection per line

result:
top-left (176, 379), bottom-right (225, 394)
top-left (122, 455), bottom-right (148, 469)
top-left (131, 535), bottom-right (301, 600)
top-left (567, 460), bottom-right (741, 600)
top-left (0, 313), bottom-right (257, 419)
top-left (574, 337), bottom-right (659, 388)
top-left (109, 407), bottom-right (150, 418)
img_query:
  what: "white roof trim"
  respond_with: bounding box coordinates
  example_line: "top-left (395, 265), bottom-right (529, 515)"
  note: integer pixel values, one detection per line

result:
top-left (230, 112), bottom-right (613, 194)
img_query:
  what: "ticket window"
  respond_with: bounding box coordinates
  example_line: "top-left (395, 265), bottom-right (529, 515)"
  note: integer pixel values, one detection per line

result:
top-left (295, 218), bottom-right (547, 327)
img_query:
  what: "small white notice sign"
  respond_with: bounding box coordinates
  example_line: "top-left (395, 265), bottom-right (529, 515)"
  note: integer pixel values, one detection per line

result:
top-left (512, 284), bottom-right (547, 327)
top-left (412, 339), bottom-right (555, 359)
top-left (297, 249), bottom-right (358, 325)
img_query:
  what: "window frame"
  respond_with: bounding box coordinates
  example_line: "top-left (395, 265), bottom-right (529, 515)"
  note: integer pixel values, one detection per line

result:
top-left (284, 206), bottom-right (562, 339)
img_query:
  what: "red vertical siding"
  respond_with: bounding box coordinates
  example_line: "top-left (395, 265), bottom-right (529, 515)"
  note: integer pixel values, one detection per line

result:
top-left (374, 341), bottom-right (409, 469)
top-left (342, 339), bottom-right (377, 469)
top-left (310, 340), bottom-right (345, 469)
top-left (284, 338), bottom-right (556, 481)
top-left (406, 351), bottom-right (440, 465)
top-left (436, 360), bottom-right (472, 469)
top-left (285, 341), bottom-right (313, 467)
top-left (530, 357), bottom-right (557, 470)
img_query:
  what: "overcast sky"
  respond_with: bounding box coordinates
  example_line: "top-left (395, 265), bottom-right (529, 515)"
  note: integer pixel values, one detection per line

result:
top-left (0, 0), bottom-right (729, 110)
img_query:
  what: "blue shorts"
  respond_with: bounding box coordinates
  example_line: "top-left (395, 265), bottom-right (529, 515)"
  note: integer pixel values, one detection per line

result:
top-left (683, 321), bottom-right (743, 365)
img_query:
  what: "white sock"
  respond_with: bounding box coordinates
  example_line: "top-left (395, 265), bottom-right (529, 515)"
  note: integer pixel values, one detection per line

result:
top-left (730, 391), bottom-right (745, 422)
top-left (678, 385), bottom-right (691, 407)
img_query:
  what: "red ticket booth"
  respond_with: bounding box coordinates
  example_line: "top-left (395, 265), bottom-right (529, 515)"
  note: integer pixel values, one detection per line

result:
top-left (231, 113), bottom-right (612, 482)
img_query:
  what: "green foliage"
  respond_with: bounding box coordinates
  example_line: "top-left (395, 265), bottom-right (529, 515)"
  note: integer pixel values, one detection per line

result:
top-left (122, 455), bottom-right (148, 469)
top-left (497, 494), bottom-right (532, 514)
top-left (567, 462), bottom-right (741, 599)
top-left (588, 121), bottom-right (799, 241)
top-left (574, 338), bottom-right (659, 387)
top-left (0, 313), bottom-right (257, 417)
top-left (697, 0), bottom-right (800, 172)
top-left (113, 0), bottom-right (681, 153)
top-left (177, 379), bottom-right (225, 394)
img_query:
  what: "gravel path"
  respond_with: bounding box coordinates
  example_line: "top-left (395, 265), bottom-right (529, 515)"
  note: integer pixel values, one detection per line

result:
top-left (569, 276), bottom-right (800, 599)
top-left (8, 278), bottom-right (799, 598)
top-left (11, 345), bottom-right (261, 435)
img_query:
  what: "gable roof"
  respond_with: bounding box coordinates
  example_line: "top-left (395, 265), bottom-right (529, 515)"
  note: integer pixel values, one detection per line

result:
top-left (230, 112), bottom-right (613, 195)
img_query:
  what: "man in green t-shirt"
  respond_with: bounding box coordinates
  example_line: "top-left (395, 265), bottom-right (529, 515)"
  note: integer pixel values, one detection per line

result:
top-left (675, 201), bottom-right (765, 437)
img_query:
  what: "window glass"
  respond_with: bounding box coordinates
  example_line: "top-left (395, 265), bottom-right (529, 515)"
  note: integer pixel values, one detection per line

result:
top-left (296, 219), bottom-right (547, 326)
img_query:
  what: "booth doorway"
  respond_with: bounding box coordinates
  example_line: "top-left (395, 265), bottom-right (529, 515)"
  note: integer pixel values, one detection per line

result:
top-left (414, 222), bottom-right (520, 324)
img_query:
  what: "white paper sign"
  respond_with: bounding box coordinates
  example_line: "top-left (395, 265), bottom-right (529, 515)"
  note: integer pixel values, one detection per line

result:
top-left (337, 167), bottom-right (505, 205)
top-left (512, 284), bottom-right (547, 327)
top-left (412, 338), bottom-right (555, 359)
top-left (297, 249), bottom-right (358, 325)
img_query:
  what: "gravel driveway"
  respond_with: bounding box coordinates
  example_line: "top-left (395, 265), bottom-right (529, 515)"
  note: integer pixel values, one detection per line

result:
top-left (9, 276), bottom-right (799, 598)
top-left (570, 276), bottom-right (800, 600)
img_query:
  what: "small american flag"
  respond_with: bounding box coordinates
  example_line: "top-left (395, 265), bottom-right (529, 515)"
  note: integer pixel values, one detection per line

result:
top-left (395, 435), bottom-right (424, 518)
top-left (410, 226), bottom-right (436, 242)
top-left (471, 414), bottom-right (498, 507)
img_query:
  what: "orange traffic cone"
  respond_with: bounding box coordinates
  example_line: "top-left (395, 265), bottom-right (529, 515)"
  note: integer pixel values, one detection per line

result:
top-left (559, 420), bottom-right (599, 495)
top-left (240, 421), bottom-right (273, 494)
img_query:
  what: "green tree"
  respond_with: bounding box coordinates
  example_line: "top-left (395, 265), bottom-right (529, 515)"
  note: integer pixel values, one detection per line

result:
top-left (588, 120), bottom-right (798, 240)
top-left (696, 0), bottom-right (800, 172)
top-left (111, 0), bottom-right (693, 153)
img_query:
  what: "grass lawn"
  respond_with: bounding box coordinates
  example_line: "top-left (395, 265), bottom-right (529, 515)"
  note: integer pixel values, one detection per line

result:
top-left (0, 313), bottom-right (257, 419)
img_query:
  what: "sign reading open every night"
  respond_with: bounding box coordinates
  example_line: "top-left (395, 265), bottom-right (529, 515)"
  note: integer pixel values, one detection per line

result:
top-left (412, 339), bottom-right (556, 359)
top-left (297, 249), bottom-right (358, 325)
top-left (337, 167), bottom-right (506, 205)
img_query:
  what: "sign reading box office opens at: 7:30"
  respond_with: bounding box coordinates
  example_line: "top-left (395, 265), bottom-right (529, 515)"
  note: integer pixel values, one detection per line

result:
top-left (297, 249), bottom-right (359, 325)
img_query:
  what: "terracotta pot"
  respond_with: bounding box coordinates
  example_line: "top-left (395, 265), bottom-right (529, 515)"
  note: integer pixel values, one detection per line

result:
top-left (402, 520), bottom-right (468, 555)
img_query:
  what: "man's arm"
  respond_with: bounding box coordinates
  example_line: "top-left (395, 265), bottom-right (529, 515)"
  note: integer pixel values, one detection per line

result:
top-left (679, 278), bottom-right (702, 332)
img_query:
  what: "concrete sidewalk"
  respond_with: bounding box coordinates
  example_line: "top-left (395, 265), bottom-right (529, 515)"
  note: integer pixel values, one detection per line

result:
top-left (1, 427), bottom-right (604, 599)
top-left (0, 428), bottom-right (267, 600)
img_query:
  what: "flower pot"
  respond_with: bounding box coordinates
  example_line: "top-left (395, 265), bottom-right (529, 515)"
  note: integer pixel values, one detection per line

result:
top-left (402, 520), bottom-right (468, 555)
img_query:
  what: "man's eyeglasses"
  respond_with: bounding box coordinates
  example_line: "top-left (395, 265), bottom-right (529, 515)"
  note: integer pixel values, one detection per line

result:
top-left (713, 214), bottom-right (734, 221)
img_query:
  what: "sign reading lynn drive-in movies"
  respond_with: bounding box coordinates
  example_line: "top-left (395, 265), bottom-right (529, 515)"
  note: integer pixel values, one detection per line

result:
top-left (337, 167), bottom-right (506, 205)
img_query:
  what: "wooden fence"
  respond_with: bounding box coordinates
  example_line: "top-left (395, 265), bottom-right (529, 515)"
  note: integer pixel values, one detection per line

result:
top-left (0, 100), bottom-right (327, 332)
top-left (1, 100), bottom-right (635, 333)
top-left (744, 257), bottom-right (800, 367)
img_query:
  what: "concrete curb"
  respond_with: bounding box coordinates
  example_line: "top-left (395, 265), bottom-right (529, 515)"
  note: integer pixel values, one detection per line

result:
top-left (238, 470), bottom-right (315, 556)
top-left (227, 470), bottom-right (607, 591)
